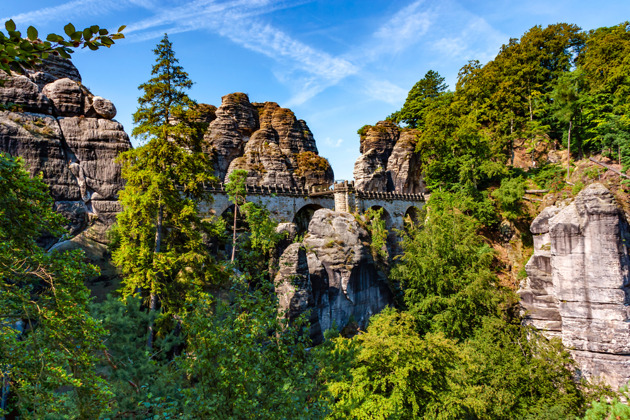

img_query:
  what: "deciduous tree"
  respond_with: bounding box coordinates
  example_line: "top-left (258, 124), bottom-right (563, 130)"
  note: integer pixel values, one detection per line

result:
top-left (0, 153), bottom-right (110, 418)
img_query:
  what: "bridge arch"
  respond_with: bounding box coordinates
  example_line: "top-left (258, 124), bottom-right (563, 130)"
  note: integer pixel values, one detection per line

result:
top-left (293, 203), bottom-right (324, 235)
top-left (367, 205), bottom-right (393, 229)
top-left (404, 205), bottom-right (423, 229)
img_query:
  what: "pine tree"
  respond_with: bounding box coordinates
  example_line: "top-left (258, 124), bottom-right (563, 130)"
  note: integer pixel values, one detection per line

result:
top-left (113, 34), bottom-right (216, 347)
top-left (390, 70), bottom-right (447, 129)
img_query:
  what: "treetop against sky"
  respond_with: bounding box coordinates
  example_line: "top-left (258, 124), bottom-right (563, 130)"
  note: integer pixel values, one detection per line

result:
top-left (3, 0), bottom-right (629, 179)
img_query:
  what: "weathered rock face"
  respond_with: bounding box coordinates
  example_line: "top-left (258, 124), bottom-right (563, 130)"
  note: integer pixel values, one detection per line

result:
top-left (519, 183), bottom-right (630, 389)
top-left (353, 121), bottom-right (423, 193)
top-left (275, 209), bottom-right (393, 343)
top-left (204, 93), bottom-right (333, 189)
top-left (0, 59), bottom-right (131, 243)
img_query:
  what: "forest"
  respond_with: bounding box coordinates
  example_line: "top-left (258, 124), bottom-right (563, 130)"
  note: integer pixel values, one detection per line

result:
top-left (2, 19), bottom-right (630, 419)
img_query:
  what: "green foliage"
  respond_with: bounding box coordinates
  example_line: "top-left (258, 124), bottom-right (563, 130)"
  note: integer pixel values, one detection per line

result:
top-left (92, 295), bottom-right (182, 418)
top-left (450, 317), bottom-right (587, 419)
top-left (390, 70), bottom-right (448, 129)
top-left (0, 153), bottom-right (110, 418)
top-left (582, 386), bottom-right (630, 420)
top-left (572, 180), bottom-right (585, 195)
top-left (317, 308), bottom-right (460, 420)
top-left (226, 169), bottom-right (248, 205)
top-left (114, 34), bottom-right (217, 314)
top-left (391, 192), bottom-right (501, 340)
top-left (415, 93), bottom-right (508, 191)
top-left (492, 176), bottom-right (526, 220)
top-left (173, 277), bottom-right (327, 419)
top-left (236, 202), bottom-right (287, 280)
top-left (529, 163), bottom-right (566, 191)
top-left (364, 207), bottom-right (389, 262)
top-left (240, 202), bottom-right (285, 256)
top-left (225, 169), bottom-right (248, 262)
top-left (357, 124), bottom-right (370, 138)
top-left (0, 20), bottom-right (124, 76)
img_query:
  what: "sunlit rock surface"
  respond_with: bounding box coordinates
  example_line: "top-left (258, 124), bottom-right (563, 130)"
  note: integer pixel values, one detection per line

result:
top-left (520, 183), bottom-right (630, 389)
top-left (275, 209), bottom-right (392, 343)
top-left (204, 93), bottom-right (333, 189)
top-left (353, 120), bottom-right (423, 193)
top-left (0, 58), bottom-right (131, 241)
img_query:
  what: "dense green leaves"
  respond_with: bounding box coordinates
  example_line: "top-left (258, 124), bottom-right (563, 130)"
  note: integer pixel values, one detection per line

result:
top-left (0, 154), bottom-right (110, 418)
top-left (114, 34), bottom-right (217, 314)
top-left (318, 308), bottom-right (459, 420)
top-left (391, 192), bottom-right (501, 340)
top-left (174, 278), bottom-right (326, 419)
top-left (390, 70), bottom-right (447, 129)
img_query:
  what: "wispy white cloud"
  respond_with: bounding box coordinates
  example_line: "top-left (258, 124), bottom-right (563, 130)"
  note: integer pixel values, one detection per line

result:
top-left (323, 137), bottom-right (344, 148)
top-left (432, 15), bottom-right (504, 63)
top-left (2, 0), bottom-right (140, 25)
top-left (373, 0), bottom-right (433, 54)
top-left (123, 0), bottom-right (356, 104)
top-left (363, 79), bottom-right (408, 105)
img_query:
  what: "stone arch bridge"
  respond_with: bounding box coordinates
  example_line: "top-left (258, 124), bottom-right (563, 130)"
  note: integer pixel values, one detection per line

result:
top-left (199, 181), bottom-right (426, 233)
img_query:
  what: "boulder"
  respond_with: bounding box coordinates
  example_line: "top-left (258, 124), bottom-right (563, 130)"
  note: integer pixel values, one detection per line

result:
top-left (274, 209), bottom-right (392, 343)
top-left (353, 121), bottom-right (423, 193)
top-left (205, 93), bottom-right (333, 189)
top-left (42, 78), bottom-right (84, 117)
top-left (0, 75), bottom-right (52, 114)
top-left (0, 58), bottom-right (132, 242)
top-left (519, 183), bottom-right (630, 389)
top-left (91, 96), bottom-right (117, 119)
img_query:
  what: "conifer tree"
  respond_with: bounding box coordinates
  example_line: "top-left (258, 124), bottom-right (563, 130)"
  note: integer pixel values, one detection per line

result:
top-left (113, 34), bottom-right (215, 347)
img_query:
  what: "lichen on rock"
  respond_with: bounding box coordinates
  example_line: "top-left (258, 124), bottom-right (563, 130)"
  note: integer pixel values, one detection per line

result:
top-left (204, 93), bottom-right (333, 189)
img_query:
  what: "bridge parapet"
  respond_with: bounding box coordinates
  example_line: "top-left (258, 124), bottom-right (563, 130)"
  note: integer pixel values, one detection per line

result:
top-left (206, 183), bottom-right (317, 197)
top-left (357, 190), bottom-right (425, 202)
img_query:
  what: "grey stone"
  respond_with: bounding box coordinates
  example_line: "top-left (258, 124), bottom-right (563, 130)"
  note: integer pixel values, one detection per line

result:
top-left (353, 121), bottom-right (424, 194)
top-left (274, 209), bottom-right (392, 343)
top-left (92, 96), bottom-right (117, 119)
top-left (519, 183), bottom-right (630, 389)
top-left (42, 78), bottom-right (84, 117)
top-left (0, 59), bottom-right (131, 241)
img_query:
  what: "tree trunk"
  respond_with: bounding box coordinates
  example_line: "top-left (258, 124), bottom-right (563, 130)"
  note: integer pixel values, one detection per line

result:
top-left (231, 203), bottom-right (238, 262)
top-left (510, 117), bottom-right (514, 166)
top-left (147, 205), bottom-right (163, 350)
top-left (146, 293), bottom-right (158, 350)
top-left (566, 120), bottom-right (572, 181)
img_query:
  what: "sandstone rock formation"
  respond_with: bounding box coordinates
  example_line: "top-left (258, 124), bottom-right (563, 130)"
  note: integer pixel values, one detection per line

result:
top-left (353, 121), bottom-right (423, 193)
top-left (0, 58), bottom-right (131, 243)
top-left (519, 183), bottom-right (630, 389)
top-left (275, 209), bottom-right (392, 343)
top-left (204, 93), bottom-right (333, 189)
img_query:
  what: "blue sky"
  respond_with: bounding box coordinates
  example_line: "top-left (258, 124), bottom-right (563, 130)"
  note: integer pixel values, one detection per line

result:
top-left (3, 1), bottom-right (629, 179)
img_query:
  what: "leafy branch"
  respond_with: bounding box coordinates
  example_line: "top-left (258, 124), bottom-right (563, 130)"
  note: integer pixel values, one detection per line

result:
top-left (0, 19), bottom-right (125, 75)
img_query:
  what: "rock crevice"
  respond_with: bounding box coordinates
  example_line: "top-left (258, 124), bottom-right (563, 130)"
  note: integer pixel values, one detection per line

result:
top-left (0, 59), bottom-right (131, 242)
top-left (204, 93), bottom-right (333, 190)
top-left (520, 183), bottom-right (630, 388)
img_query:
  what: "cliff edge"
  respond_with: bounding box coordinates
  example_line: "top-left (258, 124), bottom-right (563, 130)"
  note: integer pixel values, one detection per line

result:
top-left (519, 183), bottom-right (630, 389)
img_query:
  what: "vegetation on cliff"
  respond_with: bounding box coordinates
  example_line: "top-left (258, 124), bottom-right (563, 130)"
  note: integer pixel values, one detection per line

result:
top-left (2, 20), bottom-right (630, 419)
